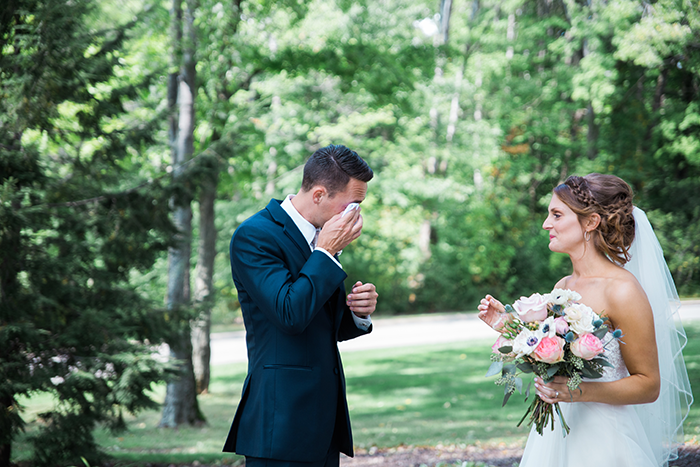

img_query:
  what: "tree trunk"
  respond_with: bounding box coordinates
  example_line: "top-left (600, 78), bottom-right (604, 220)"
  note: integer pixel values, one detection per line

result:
top-left (160, 0), bottom-right (203, 427)
top-left (160, 334), bottom-right (202, 427)
top-left (192, 165), bottom-right (218, 395)
top-left (642, 68), bottom-right (668, 153)
top-left (439, 0), bottom-right (453, 44)
top-left (445, 66), bottom-right (462, 143)
top-left (586, 103), bottom-right (598, 160)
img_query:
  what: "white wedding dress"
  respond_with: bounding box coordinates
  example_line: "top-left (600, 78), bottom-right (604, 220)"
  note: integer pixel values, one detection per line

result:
top-left (519, 336), bottom-right (657, 467)
top-left (520, 208), bottom-right (692, 467)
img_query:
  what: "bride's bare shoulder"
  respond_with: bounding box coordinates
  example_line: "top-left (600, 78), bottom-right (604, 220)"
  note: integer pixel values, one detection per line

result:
top-left (605, 269), bottom-right (650, 316)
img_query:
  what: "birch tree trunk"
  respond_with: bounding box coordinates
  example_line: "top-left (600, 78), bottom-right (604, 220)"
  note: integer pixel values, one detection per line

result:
top-left (160, 0), bottom-right (203, 427)
top-left (192, 161), bottom-right (218, 394)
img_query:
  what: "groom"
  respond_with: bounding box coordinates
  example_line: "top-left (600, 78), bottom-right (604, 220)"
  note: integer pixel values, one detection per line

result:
top-left (222, 144), bottom-right (378, 467)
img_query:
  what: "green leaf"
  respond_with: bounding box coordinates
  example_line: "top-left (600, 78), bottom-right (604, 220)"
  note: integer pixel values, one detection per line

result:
top-left (524, 379), bottom-right (532, 400)
top-left (580, 366), bottom-right (603, 379)
top-left (503, 386), bottom-right (513, 407)
top-left (590, 357), bottom-right (613, 368)
top-left (503, 363), bottom-right (517, 375)
top-left (593, 326), bottom-right (609, 340)
top-left (485, 361), bottom-right (503, 378)
top-left (514, 376), bottom-right (524, 394)
top-left (546, 364), bottom-right (560, 379)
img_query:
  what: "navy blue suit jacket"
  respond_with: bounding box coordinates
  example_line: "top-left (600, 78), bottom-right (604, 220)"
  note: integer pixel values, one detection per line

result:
top-left (222, 199), bottom-right (371, 462)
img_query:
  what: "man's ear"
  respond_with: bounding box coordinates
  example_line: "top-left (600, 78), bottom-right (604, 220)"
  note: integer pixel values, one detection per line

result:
top-left (311, 186), bottom-right (327, 204)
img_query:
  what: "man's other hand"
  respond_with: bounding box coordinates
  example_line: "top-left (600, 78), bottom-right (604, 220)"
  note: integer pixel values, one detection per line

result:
top-left (347, 281), bottom-right (378, 318)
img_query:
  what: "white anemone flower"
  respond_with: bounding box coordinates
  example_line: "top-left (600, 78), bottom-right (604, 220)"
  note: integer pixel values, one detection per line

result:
top-left (538, 316), bottom-right (558, 338)
top-left (512, 328), bottom-right (542, 358)
top-left (547, 288), bottom-right (582, 305)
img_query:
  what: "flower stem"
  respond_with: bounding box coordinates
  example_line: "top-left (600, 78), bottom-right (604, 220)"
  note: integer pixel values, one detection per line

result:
top-left (519, 396), bottom-right (570, 437)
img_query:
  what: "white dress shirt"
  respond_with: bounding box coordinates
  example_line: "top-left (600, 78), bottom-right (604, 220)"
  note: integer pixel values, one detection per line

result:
top-left (280, 195), bottom-right (371, 331)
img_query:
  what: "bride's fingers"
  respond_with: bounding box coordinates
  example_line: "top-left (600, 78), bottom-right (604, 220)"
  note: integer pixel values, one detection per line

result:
top-left (535, 385), bottom-right (557, 403)
top-left (534, 377), bottom-right (563, 403)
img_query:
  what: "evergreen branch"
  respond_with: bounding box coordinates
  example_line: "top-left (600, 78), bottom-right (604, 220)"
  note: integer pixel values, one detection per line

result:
top-left (19, 148), bottom-right (224, 210)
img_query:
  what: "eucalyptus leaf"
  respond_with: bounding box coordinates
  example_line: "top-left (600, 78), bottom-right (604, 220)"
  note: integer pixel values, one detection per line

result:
top-left (514, 376), bottom-right (524, 394)
top-left (580, 367), bottom-right (602, 379)
top-left (486, 361), bottom-right (504, 377)
top-left (502, 387), bottom-right (514, 407)
top-left (546, 364), bottom-right (560, 378)
top-left (591, 357), bottom-right (614, 368)
top-left (593, 326), bottom-right (609, 340)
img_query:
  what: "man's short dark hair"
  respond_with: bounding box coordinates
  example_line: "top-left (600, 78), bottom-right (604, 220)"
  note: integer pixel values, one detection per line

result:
top-left (301, 145), bottom-right (373, 196)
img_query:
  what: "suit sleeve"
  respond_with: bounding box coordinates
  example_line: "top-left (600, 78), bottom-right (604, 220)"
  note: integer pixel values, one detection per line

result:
top-left (337, 309), bottom-right (373, 342)
top-left (230, 223), bottom-right (347, 335)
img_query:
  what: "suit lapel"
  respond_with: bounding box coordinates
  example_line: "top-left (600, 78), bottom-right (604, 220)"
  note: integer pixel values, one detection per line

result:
top-left (265, 199), bottom-right (311, 259)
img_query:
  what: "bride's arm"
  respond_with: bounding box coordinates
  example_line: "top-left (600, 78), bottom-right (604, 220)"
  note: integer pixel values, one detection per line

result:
top-left (537, 279), bottom-right (660, 405)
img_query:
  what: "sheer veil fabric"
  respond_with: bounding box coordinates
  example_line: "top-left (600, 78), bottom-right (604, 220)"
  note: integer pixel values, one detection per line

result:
top-left (624, 207), bottom-right (693, 465)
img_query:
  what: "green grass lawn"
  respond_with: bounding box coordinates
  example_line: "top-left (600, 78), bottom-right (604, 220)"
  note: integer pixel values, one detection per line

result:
top-left (343, 341), bottom-right (532, 450)
top-left (13, 321), bottom-right (700, 465)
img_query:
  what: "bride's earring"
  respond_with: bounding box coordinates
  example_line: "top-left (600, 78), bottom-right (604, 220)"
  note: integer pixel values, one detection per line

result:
top-left (584, 230), bottom-right (591, 242)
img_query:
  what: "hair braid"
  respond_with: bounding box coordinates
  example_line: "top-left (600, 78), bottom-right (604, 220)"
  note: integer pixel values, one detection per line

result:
top-left (565, 176), bottom-right (599, 210)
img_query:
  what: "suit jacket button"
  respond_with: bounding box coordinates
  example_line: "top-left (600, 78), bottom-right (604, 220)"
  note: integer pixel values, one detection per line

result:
top-left (334, 368), bottom-right (339, 375)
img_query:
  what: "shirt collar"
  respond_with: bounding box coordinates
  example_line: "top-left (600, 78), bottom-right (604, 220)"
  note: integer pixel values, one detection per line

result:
top-left (280, 195), bottom-right (318, 249)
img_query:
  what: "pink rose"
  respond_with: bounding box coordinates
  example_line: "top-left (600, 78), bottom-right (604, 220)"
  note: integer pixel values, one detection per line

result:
top-left (491, 335), bottom-right (514, 354)
top-left (534, 336), bottom-right (565, 363)
top-left (554, 317), bottom-right (569, 335)
top-left (571, 333), bottom-right (604, 360)
top-left (513, 293), bottom-right (549, 323)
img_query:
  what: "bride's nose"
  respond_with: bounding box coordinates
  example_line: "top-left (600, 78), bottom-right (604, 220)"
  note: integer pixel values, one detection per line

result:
top-left (542, 216), bottom-right (552, 230)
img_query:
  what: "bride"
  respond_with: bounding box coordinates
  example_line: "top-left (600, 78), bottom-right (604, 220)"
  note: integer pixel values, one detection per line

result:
top-left (478, 174), bottom-right (692, 467)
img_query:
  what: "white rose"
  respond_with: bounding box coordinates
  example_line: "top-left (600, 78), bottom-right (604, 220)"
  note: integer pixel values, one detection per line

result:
top-left (512, 328), bottom-right (542, 358)
top-left (564, 303), bottom-right (598, 335)
top-left (512, 293), bottom-right (549, 323)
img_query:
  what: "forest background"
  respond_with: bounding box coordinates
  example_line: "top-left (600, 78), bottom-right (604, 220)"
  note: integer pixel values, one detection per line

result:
top-left (1, 0), bottom-right (699, 465)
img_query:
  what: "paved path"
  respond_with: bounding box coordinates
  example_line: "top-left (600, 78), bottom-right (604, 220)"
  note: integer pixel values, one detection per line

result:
top-left (210, 300), bottom-right (700, 366)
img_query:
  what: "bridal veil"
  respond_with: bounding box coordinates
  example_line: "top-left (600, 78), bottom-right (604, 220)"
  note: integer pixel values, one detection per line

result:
top-left (624, 207), bottom-right (693, 465)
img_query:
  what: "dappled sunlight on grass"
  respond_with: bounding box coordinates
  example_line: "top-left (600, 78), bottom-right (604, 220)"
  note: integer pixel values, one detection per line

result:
top-left (341, 339), bottom-right (532, 449)
top-left (12, 323), bottom-right (700, 464)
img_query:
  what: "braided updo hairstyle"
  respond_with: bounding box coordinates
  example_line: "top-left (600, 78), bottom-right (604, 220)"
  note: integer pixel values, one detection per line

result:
top-left (553, 174), bottom-right (636, 266)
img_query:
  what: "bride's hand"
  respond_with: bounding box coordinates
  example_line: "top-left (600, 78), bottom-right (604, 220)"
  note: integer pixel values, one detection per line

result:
top-left (535, 376), bottom-right (577, 404)
top-left (477, 294), bottom-right (508, 331)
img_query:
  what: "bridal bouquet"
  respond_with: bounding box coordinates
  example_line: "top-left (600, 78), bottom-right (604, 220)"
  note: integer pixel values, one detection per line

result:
top-left (485, 288), bottom-right (622, 436)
